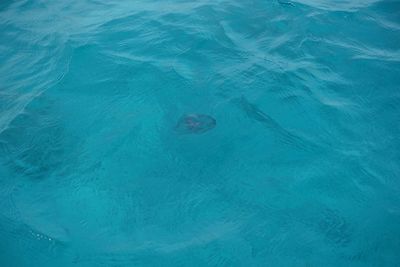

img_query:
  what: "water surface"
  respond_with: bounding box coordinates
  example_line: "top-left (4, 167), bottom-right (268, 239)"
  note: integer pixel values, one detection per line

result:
top-left (1, 0), bottom-right (400, 266)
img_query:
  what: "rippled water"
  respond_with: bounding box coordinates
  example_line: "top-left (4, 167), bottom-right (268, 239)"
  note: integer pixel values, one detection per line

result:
top-left (1, 0), bottom-right (400, 266)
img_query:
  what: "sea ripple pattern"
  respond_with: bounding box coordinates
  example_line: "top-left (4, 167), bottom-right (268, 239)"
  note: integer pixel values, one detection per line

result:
top-left (0, 0), bottom-right (399, 266)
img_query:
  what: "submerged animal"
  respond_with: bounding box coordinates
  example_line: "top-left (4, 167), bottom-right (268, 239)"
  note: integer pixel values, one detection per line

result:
top-left (175, 114), bottom-right (216, 134)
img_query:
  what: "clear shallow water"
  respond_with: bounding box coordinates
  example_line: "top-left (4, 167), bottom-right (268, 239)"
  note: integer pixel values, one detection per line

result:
top-left (0, 0), bottom-right (400, 266)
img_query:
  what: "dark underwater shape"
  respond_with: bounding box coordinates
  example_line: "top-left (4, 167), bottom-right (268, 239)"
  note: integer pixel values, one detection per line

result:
top-left (175, 114), bottom-right (216, 134)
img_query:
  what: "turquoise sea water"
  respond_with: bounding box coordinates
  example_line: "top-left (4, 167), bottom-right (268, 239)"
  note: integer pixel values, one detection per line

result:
top-left (1, 0), bottom-right (400, 266)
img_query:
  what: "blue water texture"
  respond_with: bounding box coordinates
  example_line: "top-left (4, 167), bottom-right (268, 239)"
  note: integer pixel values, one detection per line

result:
top-left (1, 0), bottom-right (400, 266)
